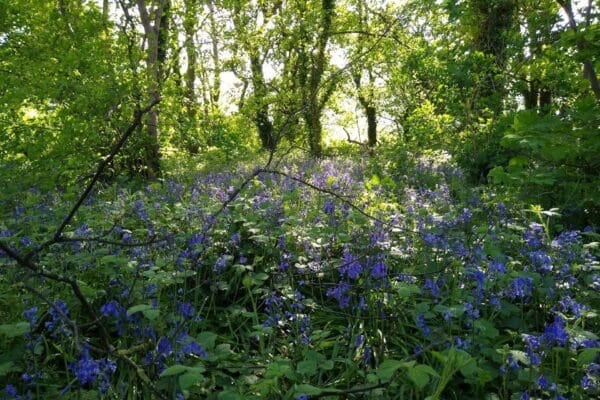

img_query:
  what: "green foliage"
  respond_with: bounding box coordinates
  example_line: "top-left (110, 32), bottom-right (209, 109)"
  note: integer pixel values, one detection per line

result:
top-left (489, 97), bottom-right (600, 226)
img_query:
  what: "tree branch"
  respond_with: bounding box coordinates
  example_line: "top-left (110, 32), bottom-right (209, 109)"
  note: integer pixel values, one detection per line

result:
top-left (27, 99), bottom-right (160, 259)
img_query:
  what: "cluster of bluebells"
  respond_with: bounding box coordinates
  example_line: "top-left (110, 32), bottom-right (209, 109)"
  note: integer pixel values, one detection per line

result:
top-left (2, 152), bottom-right (599, 399)
top-left (65, 345), bottom-right (116, 394)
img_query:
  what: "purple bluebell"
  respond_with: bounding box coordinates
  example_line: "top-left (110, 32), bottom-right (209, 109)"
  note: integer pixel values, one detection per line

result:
top-left (543, 315), bottom-right (568, 346)
top-left (177, 302), bottom-right (195, 319)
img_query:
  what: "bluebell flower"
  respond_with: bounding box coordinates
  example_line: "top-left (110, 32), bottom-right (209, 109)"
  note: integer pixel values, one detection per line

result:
top-left (100, 300), bottom-right (122, 318)
top-left (455, 337), bottom-right (468, 349)
top-left (278, 257), bottom-right (289, 271)
top-left (326, 282), bottom-right (352, 309)
top-left (68, 345), bottom-right (116, 392)
top-left (340, 248), bottom-right (362, 280)
top-left (505, 277), bottom-right (533, 300)
top-left (458, 208), bottom-right (472, 224)
top-left (581, 373), bottom-right (598, 391)
top-left (463, 301), bottom-right (480, 320)
top-left (416, 313), bottom-right (430, 335)
top-left (296, 394), bottom-right (308, 400)
top-left (528, 250), bottom-right (553, 272)
top-left (180, 338), bottom-right (208, 358)
top-left (323, 199), bottom-right (335, 215)
top-left (24, 307), bottom-right (38, 326)
top-left (423, 278), bottom-right (441, 298)
top-left (371, 256), bottom-right (387, 279)
top-left (5, 384), bottom-right (18, 398)
top-left (489, 260), bottom-right (506, 274)
top-left (363, 344), bottom-right (372, 364)
top-left (557, 295), bottom-right (586, 318)
top-left (44, 300), bottom-right (72, 337)
top-left (157, 337), bottom-right (173, 358)
top-left (189, 233), bottom-right (205, 247)
top-left (497, 202), bottom-right (506, 217)
top-left (214, 255), bottom-right (227, 273)
top-left (506, 354), bottom-right (520, 371)
top-left (543, 315), bottom-right (568, 346)
top-left (177, 302), bottom-right (195, 319)
top-left (537, 375), bottom-right (549, 389)
top-left (229, 232), bottom-right (241, 245)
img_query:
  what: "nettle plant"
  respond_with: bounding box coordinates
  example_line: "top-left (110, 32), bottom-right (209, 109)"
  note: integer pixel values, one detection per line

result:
top-left (1, 145), bottom-right (599, 399)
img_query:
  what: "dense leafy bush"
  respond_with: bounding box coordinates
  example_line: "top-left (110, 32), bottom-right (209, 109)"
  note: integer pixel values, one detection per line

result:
top-left (489, 97), bottom-right (600, 227)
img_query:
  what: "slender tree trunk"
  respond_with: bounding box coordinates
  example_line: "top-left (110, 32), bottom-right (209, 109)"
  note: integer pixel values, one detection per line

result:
top-left (365, 105), bottom-right (377, 147)
top-left (137, 0), bottom-right (169, 178)
top-left (183, 0), bottom-right (197, 120)
top-left (207, 0), bottom-right (221, 110)
top-left (557, 0), bottom-right (600, 101)
top-left (103, 0), bottom-right (109, 21)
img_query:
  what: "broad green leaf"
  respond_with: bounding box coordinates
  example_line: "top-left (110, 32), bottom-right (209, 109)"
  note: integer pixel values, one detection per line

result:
top-left (577, 348), bottom-right (600, 366)
top-left (0, 322), bottom-right (29, 338)
top-left (407, 365), bottom-right (431, 389)
top-left (160, 364), bottom-right (189, 377)
top-left (196, 331), bottom-right (218, 350)
top-left (0, 361), bottom-right (18, 377)
top-left (376, 359), bottom-right (408, 381)
top-left (294, 384), bottom-right (322, 396)
top-left (474, 320), bottom-right (499, 339)
top-left (297, 359), bottom-right (318, 375)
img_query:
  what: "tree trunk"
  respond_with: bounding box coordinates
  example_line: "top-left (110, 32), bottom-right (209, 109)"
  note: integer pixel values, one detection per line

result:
top-left (250, 54), bottom-right (276, 150)
top-left (365, 105), bottom-right (377, 147)
top-left (302, 0), bottom-right (335, 156)
top-left (207, 0), bottom-right (221, 109)
top-left (137, 0), bottom-right (169, 178)
top-left (305, 102), bottom-right (323, 156)
top-left (557, 0), bottom-right (600, 101)
top-left (183, 0), bottom-right (197, 121)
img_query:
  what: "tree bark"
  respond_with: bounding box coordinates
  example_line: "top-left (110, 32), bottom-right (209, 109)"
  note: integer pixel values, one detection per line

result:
top-left (249, 53), bottom-right (276, 150)
top-left (557, 0), bottom-right (600, 101)
top-left (183, 0), bottom-right (197, 121)
top-left (207, 0), bottom-right (221, 109)
top-left (302, 0), bottom-right (335, 156)
top-left (137, 0), bottom-right (169, 178)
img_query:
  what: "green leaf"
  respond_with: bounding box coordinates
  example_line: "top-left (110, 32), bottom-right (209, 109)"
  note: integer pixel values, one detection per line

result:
top-left (217, 390), bottom-right (241, 400)
top-left (159, 364), bottom-right (189, 377)
top-left (577, 348), bottom-right (600, 366)
top-left (126, 304), bottom-right (152, 317)
top-left (397, 283), bottom-right (421, 298)
top-left (294, 384), bottom-right (322, 396)
top-left (0, 322), bottom-right (29, 338)
top-left (376, 359), bottom-right (408, 381)
top-left (0, 361), bottom-right (18, 377)
top-left (321, 360), bottom-right (334, 371)
top-left (407, 365), bottom-right (432, 389)
top-left (297, 359), bottom-right (318, 376)
top-left (474, 320), bottom-right (499, 339)
top-left (126, 304), bottom-right (159, 320)
top-left (196, 331), bottom-right (218, 350)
